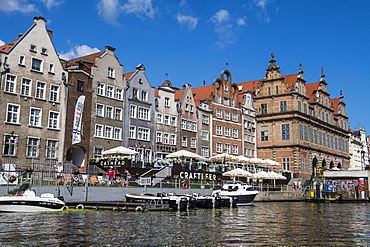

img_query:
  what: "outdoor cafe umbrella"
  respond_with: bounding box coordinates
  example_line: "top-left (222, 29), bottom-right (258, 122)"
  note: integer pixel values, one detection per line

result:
top-left (166, 150), bottom-right (202, 159)
top-left (102, 146), bottom-right (138, 156)
top-left (210, 153), bottom-right (238, 163)
top-left (222, 168), bottom-right (255, 178)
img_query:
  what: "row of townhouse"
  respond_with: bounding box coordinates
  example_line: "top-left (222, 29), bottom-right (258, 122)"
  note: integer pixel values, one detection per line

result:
top-left (0, 17), bottom-right (367, 182)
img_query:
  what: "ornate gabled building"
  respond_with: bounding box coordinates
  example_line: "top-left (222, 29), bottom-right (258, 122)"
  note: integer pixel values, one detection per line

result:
top-left (123, 64), bottom-right (155, 167)
top-left (0, 17), bottom-right (67, 167)
top-left (238, 53), bottom-right (350, 182)
top-left (196, 98), bottom-right (213, 158)
top-left (193, 70), bottom-right (245, 157)
top-left (154, 80), bottom-right (179, 159)
top-left (175, 84), bottom-right (198, 153)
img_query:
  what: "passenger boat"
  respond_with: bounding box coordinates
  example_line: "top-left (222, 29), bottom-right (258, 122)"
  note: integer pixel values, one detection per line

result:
top-left (125, 193), bottom-right (193, 210)
top-left (0, 183), bottom-right (66, 212)
top-left (212, 181), bottom-right (258, 206)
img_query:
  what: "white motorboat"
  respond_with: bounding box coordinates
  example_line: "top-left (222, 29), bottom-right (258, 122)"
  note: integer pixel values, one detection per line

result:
top-left (0, 183), bottom-right (66, 212)
top-left (212, 181), bottom-right (258, 206)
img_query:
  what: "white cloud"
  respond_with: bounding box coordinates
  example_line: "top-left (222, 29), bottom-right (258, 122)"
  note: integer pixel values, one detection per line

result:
top-left (253, 0), bottom-right (272, 23)
top-left (210, 9), bottom-right (230, 24)
top-left (0, 0), bottom-right (38, 13)
top-left (41, 0), bottom-right (64, 10)
top-left (0, 39), bottom-right (5, 46)
top-left (97, 0), bottom-right (121, 26)
top-left (237, 17), bottom-right (247, 26)
top-left (176, 14), bottom-right (198, 31)
top-left (59, 45), bottom-right (100, 61)
top-left (121, 0), bottom-right (155, 19)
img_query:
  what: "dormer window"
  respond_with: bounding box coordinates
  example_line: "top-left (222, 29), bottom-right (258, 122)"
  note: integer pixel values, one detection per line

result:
top-left (108, 67), bottom-right (115, 78)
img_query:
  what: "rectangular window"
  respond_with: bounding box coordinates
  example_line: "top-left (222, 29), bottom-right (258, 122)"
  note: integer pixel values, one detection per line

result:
top-left (94, 147), bottom-right (103, 158)
top-left (50, 85), bottom-right (59, 102)
top-left (224, 144), bottom-right (230, 154)
top-left (275, 86), bottom-right (279, 94)
top-left (224, 127), bottom-right (230, 137)
top-left (182, 136), bottom-right (187, 147)
top-left (260, 103), bottom-right (267, 114)
top-left (192, 122), bottom-right (197, 132)
top-left (48, 63), bottom-right (54, 73)
top-left (224, 98), bottom-right (230, 106)
top-left (232, 113), bottom-right (238, 122)
top-left (29, 108), bottom-right (42, 127)
top-left (35, 81), bottom-right (46, 99)
top-left (170, 134), bottom-right (176, 145)
top-left (232, 128), bottom-right (238, 138)
top-left (27, 137), bottom-right (39, 157)
top-left (77, 80), bottom-right (84, 91)
top-left (164, 115), bottom-right (170, 125)
top-left (31, 58), bottom-right (43, 72)
top-left (216, 125), bottom-right (222, 135)
top-left (141, 91), bottom-right (148, 101)
top-left (106, 86), bottom-right (114, 98)
top-left (3, 134), bottom-right (17, 156)
top-left (108, 67), bottom-right (115, 78)
top-left (303, 103), bottom-right (307, 114)
top-left (232, 145), bottom-right (238, 155)
top-left (157, 113), bottom-right (163, 124)
top-left (164, 97), bottom-right (170, 107)
top-left (132, 88), bottom-right (138, 98)
top-left (163, 133), bottom-right (169, 144)
top-left (216, 109), bottom-right (222, 119)
top-left (261, 126), bottom-right (268, 141)
top-left (187, 121), bottom-right (192, 131)
top-left (181, 119), bottom-right (186, 129)
top-left (138, 107), bottom-right (150, 120)
top-left (191, 138), bottom-right (196, 148)
top-left (202, 115), bottom-right (209, 125)
top-left (299, 124), bottom-right (303, 140)
top-left (171, 116), bottom-right (177, 126)
top-left (96, 104), bottom-right (104, 117)
top-left (129, 126), bottom-right (136, 139)
top-left (282, 124), bottom-right (290, 140)
top-left (224, 111), bottom-right (230, 120)
top-left (106, 106), bottom-right (113, 119)
top-left (114, 128), bottom-right (122, 140)
top-left (115, 108), bottom-right (122, 121)
top-left (48, 111), bottom-right (59, 129)
top-left (280, 101), bottom-right (287, 112)
top-left (115, 88), bottom-right (122, 100)
top-left (137, 127), bottom-right (149, 141)
top-left (97, 83), bottom-right (105, 95)
top-left (21, 78), bottom-right (31, 96)
top-left (156, 132), bottom-right (163, 143)
top-left (5, 74), bottom-right (16, 93)
top-left (216, 142), bottom-right (222, 153)
top-left (268, 87), bottom-right (271, 95)
top-left (282, 157), bottom-right (290, 171)
top-left (298, 101), bottom-right (302, 112)
top-left (104, 126), bottom-right (113, 139)
top-left (19, 55), bottom-right (25, 65)
top-left (202, 131), bottom-right (209, 140)
top-left (6, 104), bottom-right (20, 123)
top-left (130, 105), bottom-right (137, 118)
top-left (46, 139), bottom-right (58, 159)
top-left (95, 125), bottom-right (103, 137)
top-left (201, 147), bottom-right (209, 158)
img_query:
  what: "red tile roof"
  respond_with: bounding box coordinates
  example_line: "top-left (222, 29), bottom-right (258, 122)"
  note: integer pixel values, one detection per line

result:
top-left (65, 51), bottom-right (105, 66)
top-left (305, 82), bottom-right (320, 102)
top-left (0, 40), bottom-right (18, 53)
top-left (331, 98), bottom-right (340, 114)
top-left (123, 71), bottom-right (135, 79)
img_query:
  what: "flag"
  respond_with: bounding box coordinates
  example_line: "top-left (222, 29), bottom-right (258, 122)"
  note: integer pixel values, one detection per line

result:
top-left (72, 95), bottom-right (85, 145)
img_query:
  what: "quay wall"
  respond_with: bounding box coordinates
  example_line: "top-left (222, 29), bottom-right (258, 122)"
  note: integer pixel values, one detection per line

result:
top-left (0, 185), bottom-right (305, 202)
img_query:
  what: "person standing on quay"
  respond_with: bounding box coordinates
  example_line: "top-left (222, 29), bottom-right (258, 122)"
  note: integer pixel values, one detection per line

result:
top-left (107, 166), bottom-right (115, 186)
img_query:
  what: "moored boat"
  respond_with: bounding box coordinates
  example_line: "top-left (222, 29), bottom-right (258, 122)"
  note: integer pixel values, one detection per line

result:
top-left (212, 181), bottom-right (258, 206)
top-left (125, 193), bottom-right (190, 210)
top-left (0, 183), bottom-right (66, 212)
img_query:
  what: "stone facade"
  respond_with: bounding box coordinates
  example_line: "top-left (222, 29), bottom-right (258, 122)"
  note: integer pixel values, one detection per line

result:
top-left (0, 17), bottom-right (67, 167)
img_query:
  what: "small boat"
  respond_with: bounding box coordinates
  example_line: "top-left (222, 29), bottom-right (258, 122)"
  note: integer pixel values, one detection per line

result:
top-left (0, 183), bottom-right (66, 212)
top-left (125, 193), bottom-right (191, 210)
top-left (189, 193), bottom-right (237, 209)
top-left (212, 181), bottom-right (258, 206)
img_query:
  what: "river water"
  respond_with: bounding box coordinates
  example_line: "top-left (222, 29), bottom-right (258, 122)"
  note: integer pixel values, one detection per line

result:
top-left (0, 202), bottom-right (369, 246)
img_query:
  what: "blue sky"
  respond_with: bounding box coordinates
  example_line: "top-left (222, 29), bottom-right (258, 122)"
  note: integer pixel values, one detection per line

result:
top-left (1, 0), bottom-right (369, 133)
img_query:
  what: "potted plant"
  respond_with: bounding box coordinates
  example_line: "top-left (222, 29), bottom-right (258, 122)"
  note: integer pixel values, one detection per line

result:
top-left (25, 167), bottom-right (33, 173)
top-left (97, 170), bottom-right (103, 176)
top-left (73, 169), bottom-right (80, 175)
top-left (8, 175), bottom-right (17, 183)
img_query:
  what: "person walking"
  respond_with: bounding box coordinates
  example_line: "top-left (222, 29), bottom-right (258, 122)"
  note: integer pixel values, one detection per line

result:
top-left (123, 169), bottom-right (131, 187)
top-left (107, 166), bottom-right (115, 186)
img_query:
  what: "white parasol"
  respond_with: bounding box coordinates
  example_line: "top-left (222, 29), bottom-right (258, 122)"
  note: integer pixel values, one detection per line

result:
top-left (222, 168), bottom-right (255, 178)
top-left (102, 146), bottom-right (138, 156)
top-left (166, 150), bottom-right (202, 159)
top-left (210, 153), bottom-right (238, 162)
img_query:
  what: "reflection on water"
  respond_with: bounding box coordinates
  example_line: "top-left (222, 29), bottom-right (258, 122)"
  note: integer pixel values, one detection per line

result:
top-left (0, 202), bottom-right (369, 246)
